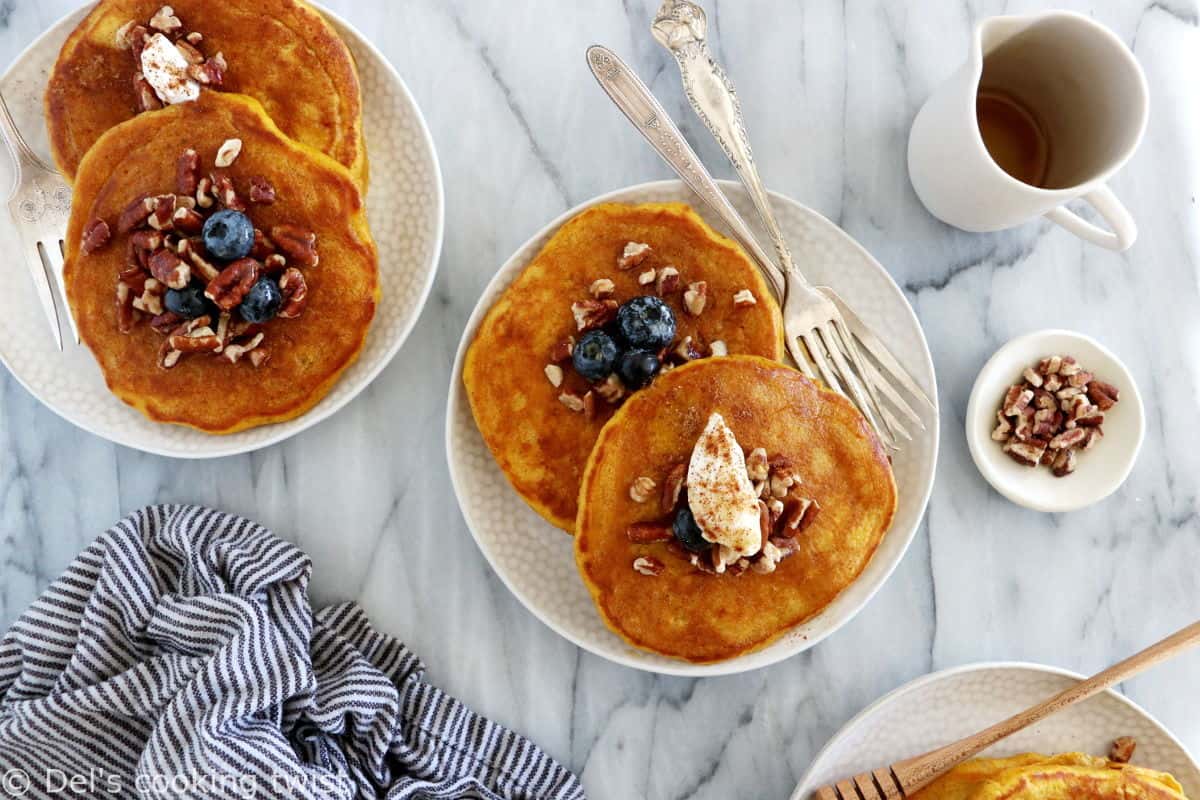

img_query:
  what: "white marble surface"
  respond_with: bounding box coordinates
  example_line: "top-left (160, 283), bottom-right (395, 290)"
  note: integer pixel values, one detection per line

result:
top-left (1, 1), bottom-right (1198, 797)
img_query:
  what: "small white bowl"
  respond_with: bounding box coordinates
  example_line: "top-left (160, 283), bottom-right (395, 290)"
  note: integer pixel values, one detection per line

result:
top-left (966, 329), bottom-right (1144, 512)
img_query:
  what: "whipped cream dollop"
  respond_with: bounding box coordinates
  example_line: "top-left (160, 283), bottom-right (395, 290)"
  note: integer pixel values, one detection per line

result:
top-left (686, 412), bottom-right (762, 559)
top-left (140, 33), bottom-right (200, 105)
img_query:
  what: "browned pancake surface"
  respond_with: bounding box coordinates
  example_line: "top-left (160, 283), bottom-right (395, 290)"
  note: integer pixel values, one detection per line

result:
top-left (576, 356), bottom-right (897, 663)
top-left (64, 92), bottom-right (377, 434)
top-left (46, 0), bottom-right (366, 188)
top-left (464, 202), bottom-right (784, 532)
top-left (910, 754), bottom-right (1189, 800)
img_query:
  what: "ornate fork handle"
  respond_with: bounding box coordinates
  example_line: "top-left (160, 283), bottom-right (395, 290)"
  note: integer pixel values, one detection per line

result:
top-left (586, 45), bottom-right (786, 301)
top-left (652, 0), bottom-right (802, 281)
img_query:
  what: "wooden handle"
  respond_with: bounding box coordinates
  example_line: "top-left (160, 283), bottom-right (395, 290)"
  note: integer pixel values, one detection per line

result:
top-left (892, 620), bottom-right (1200, 795)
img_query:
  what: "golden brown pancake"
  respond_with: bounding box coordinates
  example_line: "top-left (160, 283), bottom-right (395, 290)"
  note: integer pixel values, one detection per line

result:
top-left (910, 753), bottom-right (1188, 800)
top-left (575, 356), bottom-right (896, 663)
top-left (64, 92), bottom-right (378, 434)
top-left (46, 0), bottom-right (367, 188)
top-left (464, 202), bottom-right (784, 532)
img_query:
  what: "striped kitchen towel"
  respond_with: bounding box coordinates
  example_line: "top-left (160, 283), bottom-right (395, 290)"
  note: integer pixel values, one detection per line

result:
top-left (0, 505), bottom-right (584, 800)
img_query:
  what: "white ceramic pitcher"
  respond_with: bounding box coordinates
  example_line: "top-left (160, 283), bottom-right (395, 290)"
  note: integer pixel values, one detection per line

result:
top-left (908, 11), bottom-right (1148, 251)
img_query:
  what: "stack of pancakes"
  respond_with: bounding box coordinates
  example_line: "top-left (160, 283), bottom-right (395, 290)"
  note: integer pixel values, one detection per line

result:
top-left (465, 202), bottom-right (898, 663)
top-left (48, 0), bottom-right (378, 433)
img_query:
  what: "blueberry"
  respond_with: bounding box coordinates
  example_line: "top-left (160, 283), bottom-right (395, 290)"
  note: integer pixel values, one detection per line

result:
top-left (616, 349), bottom-right (660, 389)
top-left (202, 209), bottom-right (255, 261)
top-left (164, 285), bottom-right (209, 319)
top-left (616, 296), bottom-right (676, 350)
top-left (572, 330), bottom-right (619, 381)
top-left (673, 506), bottom-right (709, 553)
top-left (238, 278), bottom-right (282, 323)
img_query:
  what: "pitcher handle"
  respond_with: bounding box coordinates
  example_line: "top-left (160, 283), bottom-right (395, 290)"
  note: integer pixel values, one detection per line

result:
top-left (1044, 185), bottom-right (1137, 251)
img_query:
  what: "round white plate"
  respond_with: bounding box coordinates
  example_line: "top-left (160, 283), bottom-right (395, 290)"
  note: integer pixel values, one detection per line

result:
top-left (0, 4), bottom-right (443, 458)
top-left (446, 180), bottom-right (939, 676)
top-left (965, 329), bottom-right (1144, 512)
top-left (792, 662), bottom-right (1200, 800)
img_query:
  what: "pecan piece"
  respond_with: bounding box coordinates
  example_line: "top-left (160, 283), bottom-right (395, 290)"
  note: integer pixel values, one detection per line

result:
top-left (263, 254), bottom-right (287, 274)
top-left (746, 448), bottom-right (769, 482)
top-left (177, 238), bottom-right (220, 282)
top-left (544, 364), bottom-right (564, 387)
top-left (149, 310), bottom-right (184, 334)
top-left (1051, 448), bottom-right (1078, 478)
top-left (683, 281), bottom-right (708, 316)
top-left (81, 219), bottom-right (111, 253)
top-left (205, 258), bottom-right (260, 310)
top-left (1003, 439), bottom-right (1046, 467)
top-left (571, 299), bottom-right (618, 332)
top-left (632, 556), bottom-right (665, 576)
top-left (175, 39), bottom-right (204, 65)
top-left (660, 463), bottom-right (686, 513)
top-left (732, 288), bottom-right (757, 308)
top-left (149, 5), bottom-right (183, 34)
top-left (222, 332), bottom-right (265, 364)
top-left (656, 266), bottom-right (680, 296)
top-left (214, 138), bottom-right (243, 168)
top-left (172, 206), bottom-right (204, 235)
top-left (115, 280), bottom-right (136, 333)
top-left (131, 278), bottom-right (165, 315)
top-left (195, 175), bottom-right (216, 209)
top-left (549, 337), bottom-right (575, 362)
top-left (1109, 737), bottom-right (1137, 764)
top-left (626, 522), bottom-right (673, 544)
top-left (176, 148), bottom-right (200, 195)
top-left (269, 224), bottom-right (319, 268)
top-left (187, 58), bottom-right (226, 87)
top-left (118, 193), bottom-right (154, 233)
top-left (589, 278), bottom-right (615, 299)
top-left (1002, 385), bottom-right (1034, 417)
top-left (779, 497), bottom-right (820, 537)
top-left (671, 336), bottom-right (703, 364)
top-left (559, 391), bottom-right (585, 413)
top-left (629, 476), bottom-right (657, 503)
top-left (617, 241), bottom-right (650, 270)
top-left (146, 194), bottom-right (177, 231)
top-left (992, 411), bottom-right (1013, 442)
top-left (709, 340), bottom-right (728, 357)
top-left (212, 174), bottom-right (245, 211)
top-left (148, 249), bottom-right (191, 289)
top-left (1087, 380), bottom-right (1120, 411)
top-left (276, 267), bottom-right (308, 319)
top-left (132, 72), bottom-right (162, 112)
top-left (250, 228), bottom-right (276, 259)
top-left (595, 374), bottom-right (625, 404)
top-left (248, 176), bottom-right (277, 205)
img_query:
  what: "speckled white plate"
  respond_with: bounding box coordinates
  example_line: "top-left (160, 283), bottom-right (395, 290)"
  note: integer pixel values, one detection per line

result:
top-left (446, 180), bottom-right (939, 676)
top-left (0, 3), bottom-right (443, 458)
top-left (792, 663), bottom-right (1200, 800)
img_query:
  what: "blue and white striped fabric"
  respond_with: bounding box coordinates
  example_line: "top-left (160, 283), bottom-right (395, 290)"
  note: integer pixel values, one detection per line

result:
top-left (0, 505), bottom-right (585, 800)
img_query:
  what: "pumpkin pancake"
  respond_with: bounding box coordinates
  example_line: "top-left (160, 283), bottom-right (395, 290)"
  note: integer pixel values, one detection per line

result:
top-left (575, 356), bottom-right (896, 663)
top-left (910, 753), bottom-right (1188, 800)
top-left (45, 0), bottom-right (367, 189)
top-left (64, 92), bottom-right (378, 434)
top-left (464, 202), bottom-right (784, 532)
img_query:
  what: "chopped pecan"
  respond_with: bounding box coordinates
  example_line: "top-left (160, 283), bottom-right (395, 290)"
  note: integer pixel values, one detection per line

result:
top-left (617, 241), bottom-right (651, 270)
top-left (671, 336), bottom-right (703, 364)
top-left (745, 448), bottom-right (769, 482)
top-left (185, 31), bottom-right (203, 45)
top-left (269, 224), bottom-right (319, 268)
top-left (114, 20), bottom-right (139, 50)
top-left (248, 176), bottom-right (276, 205)
top-left (222, 332), bottom-right (265, 364)
top-left (214, 138), bottom-right (243, 168)
top-left (629, 476), bottom-right (657, 503)
top-left (544, 364), bottom-right (564, 387)
top-left (1109, 737), bottom-right (1137, 764)
top-left (146, 194), bottom-right (177, 231)
top-left (1058, 356), bottom-right (1081, 377)
top-left (1043, 373), bottom-right (1063, 392)
top-left (149, 310), bottom-right (184, 334)
top-left (559, 390), bottom-right (585, 413)
top-left (168, 324), bottom-right (221, 354)
top-left (595, 374), bottom-right (625, 404)
top-left (248, 348), bottom-right (271, 368)
top-left (1022, 367), bottom-right (1043, 387)
top-left (172, 206), bottom-right (204, 234)
top-left (1068, 370), bottom-right (1093, 388)
top-left (732, 289), bottom-right (757, 308)
top-left (175, 39), bottom-right (204, 65)
top-left (249, 228), bottom-right (276, 259)
top-left (149, 5), bottom-right (183, 34)
top-left (148, 249), bottom-right (190, 289)
top-left (683, 281), bottom-right (708, 316)
top-left (187, 58), bottom-right (226, 87)
top-left (263, 254), bottom-right (288, 274)
top-left (276, 268), bottom-right (308, 319)
top-left (81, 219), bottom-right (111, 253)
top-left (626, 522), bottom-right (673, 544)
top-left (212, 174), bottom-right (245, 211)
top-left (632, 556), bottom-right (665, 576)
top-left (582, 390), bottom-right (597, 421)
top-left (660, 463), bottom-right (686, 513)
top-left (1002, 385), bottom-right (1034, 417)
top-left (176, 148), bottom-right (200, 195)
top-left (1051, 449), bottom-right (1077, 478)
top-left (1037, 355), bottom-right (1063, 375)
top-left (115, 281), bottom-right (136, 333)
top-left (195, 176), bottom-right (216, 209)
top-left (1003, 439), bottom-right (1046, 467)
top-left (656, 266), bottom-right (680, 296)
top-left (588, 278), bottom-right (615, 299)
top-left (550, 337), bottom-right (574, 362)
top-left (1087, 380), bottom-right (1120, 411)
top-left (709, 340), bottom-right (728, 357)
top-left (637, 268), bottom-right (656, 286)
top-left (177, 238), bottom-right (220, 282)
top-left (132, 278), bottom-right (165, 315)
top-left (992, 411), bottom-right (1013, 442)
top-left (118, 264), bottom-right (149, 294)
top-left (779, 497), bottom-right (820, 537)
top-left (571, 299), bottom-right (618, 332)
top-left (205, 257), bottom-right (260, 310)
top-left (118, 193), bottom-right (154, 233)
top-left (132, 72), bottom-right (162, 112)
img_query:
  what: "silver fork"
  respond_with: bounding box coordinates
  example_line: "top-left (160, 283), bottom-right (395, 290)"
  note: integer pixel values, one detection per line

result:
top-left (0, 90), bottom-right (76, 351)
top-left (651, 0), bottom-right (931, 447)
top-left (587, 46), bottom-right (926, 450)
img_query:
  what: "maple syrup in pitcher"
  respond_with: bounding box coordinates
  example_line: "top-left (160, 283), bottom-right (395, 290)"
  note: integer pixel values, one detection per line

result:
top-left (976, 89), bottom-right (1051, 188)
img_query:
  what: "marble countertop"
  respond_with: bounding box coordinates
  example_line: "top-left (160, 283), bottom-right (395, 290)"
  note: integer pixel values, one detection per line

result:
top-left (2, 1), bottom-right (1198, 797)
